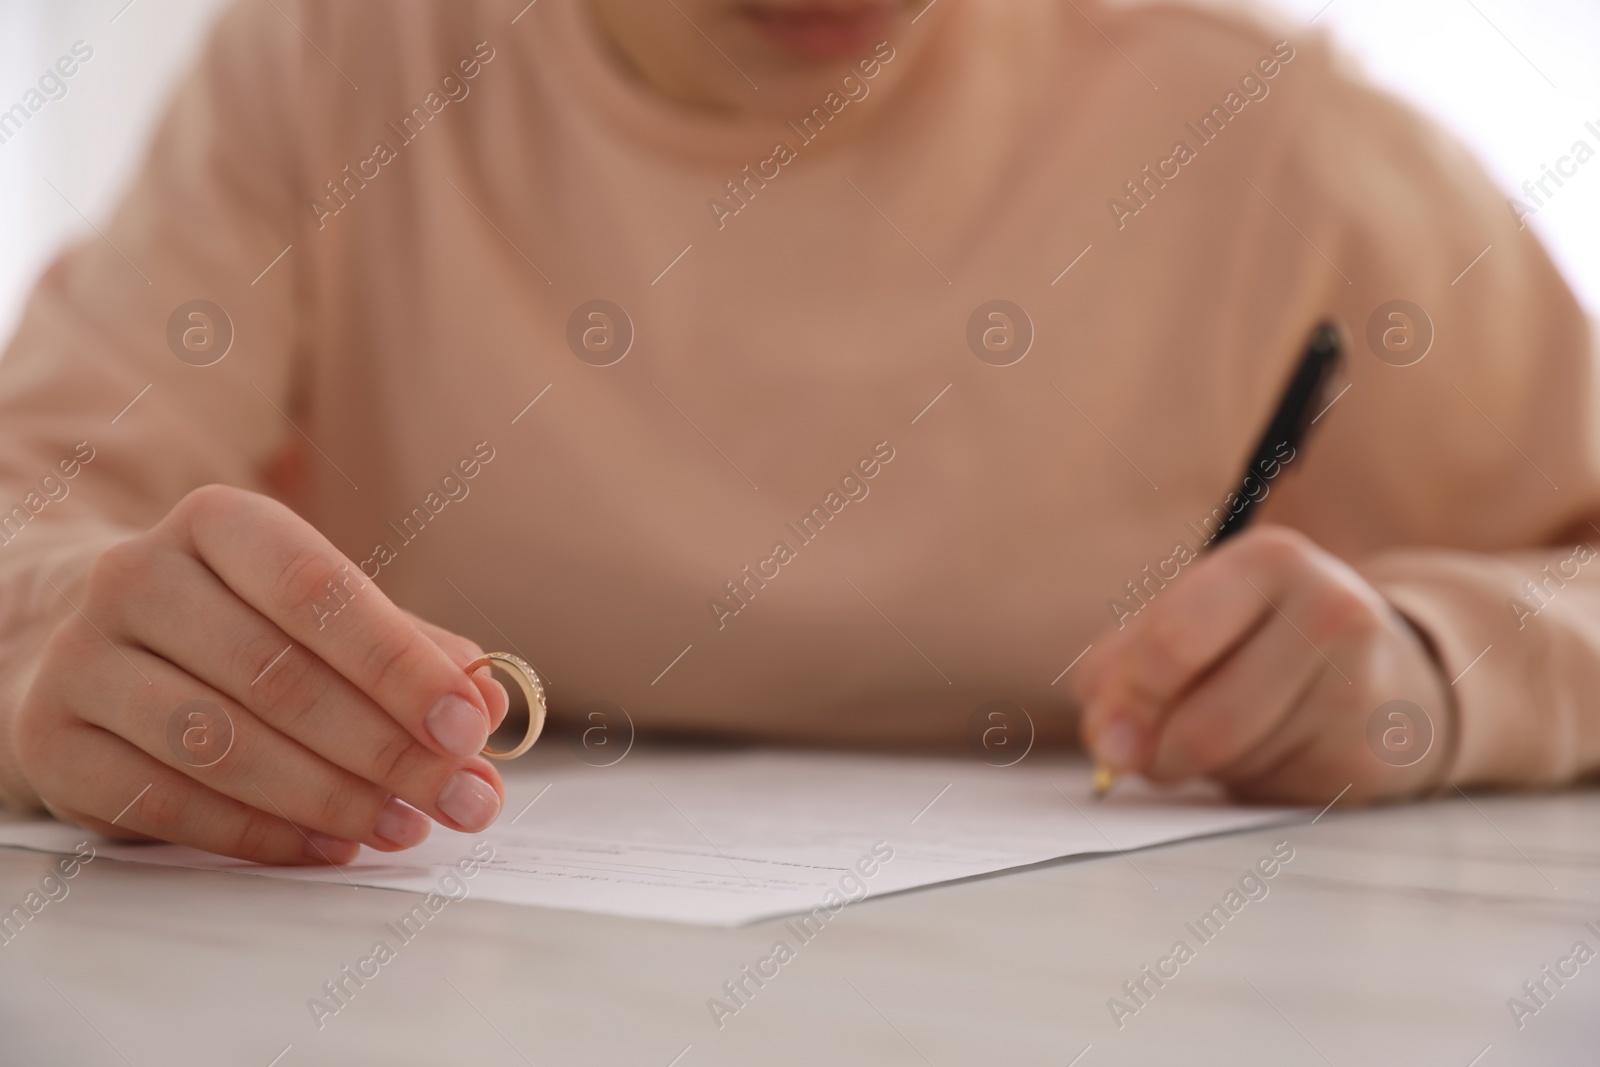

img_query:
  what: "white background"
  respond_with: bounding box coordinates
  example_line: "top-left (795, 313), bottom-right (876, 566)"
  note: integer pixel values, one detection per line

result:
top-left (0, 0), bottom-right (1597, 344)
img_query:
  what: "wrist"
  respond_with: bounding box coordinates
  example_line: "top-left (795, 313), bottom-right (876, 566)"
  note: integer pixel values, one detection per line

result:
top-left (1387, 601), bottom-right (1460, 795)
top-left (1373, 575), bottom-right (1555, 787)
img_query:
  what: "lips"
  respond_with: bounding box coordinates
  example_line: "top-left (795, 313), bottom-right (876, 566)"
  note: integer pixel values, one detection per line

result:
top-left (740, 2), bottom-right (900, 62)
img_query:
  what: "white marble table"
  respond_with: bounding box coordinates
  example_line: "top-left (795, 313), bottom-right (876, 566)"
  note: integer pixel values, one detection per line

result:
top-left (0, 777), bottom-right (1595, 1066)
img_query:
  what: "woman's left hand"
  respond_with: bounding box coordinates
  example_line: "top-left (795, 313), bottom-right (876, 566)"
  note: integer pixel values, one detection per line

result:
top-left (1071, 525), bottom-right (1452, 804)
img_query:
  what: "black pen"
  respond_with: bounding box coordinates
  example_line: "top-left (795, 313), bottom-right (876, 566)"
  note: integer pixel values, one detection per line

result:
top-left (1209, 320), bottom-right (1343, 544)
top-left (1092, 320), bottom-right (1345, 798)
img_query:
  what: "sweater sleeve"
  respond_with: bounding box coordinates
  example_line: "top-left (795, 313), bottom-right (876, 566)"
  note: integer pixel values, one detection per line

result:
top-left (1250, 38), bottom-right (1600, 787)
top-left (0, 0), bottom-right (310, 810)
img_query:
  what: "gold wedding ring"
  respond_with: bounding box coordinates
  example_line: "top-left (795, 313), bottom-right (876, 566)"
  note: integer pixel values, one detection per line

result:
top-left (465, 652), bottom-right (547, 760)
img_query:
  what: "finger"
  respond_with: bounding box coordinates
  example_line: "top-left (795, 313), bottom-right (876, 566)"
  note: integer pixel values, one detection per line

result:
top-left (1144, 610), bottom-right (1326, 781)
top-left (170, 486), bottom-right (494, 761)
top-left (1102, 535), bottom-right (1288, 707)
top-left (1219, 643), bottom-right (1441, 803)
top-left (407, 613), bottom-right (510, 730)
top-left (1219, 721), bottom-right (1355, 805)
top-left (1080, 607), bottom-right (1273, 772)
top-left (1071, 622), bottom-right (1182, 759)
top-left (65, 646), bottom-right (435, 851)
top-left (103, 545), bottom-right (504, 833)
top-left (472, 668), bottom-right (510, 732)
top-left (1066, 626), bottom-right (1137, 706)
top-left (42, 797), bottom-right (155, 843)
top-left (1080, 528), bottom-right (1325, 769)
top-left (33, 719), bottom-right (359, 865)
top-left (1214, 680), bottom-right (1335, 790)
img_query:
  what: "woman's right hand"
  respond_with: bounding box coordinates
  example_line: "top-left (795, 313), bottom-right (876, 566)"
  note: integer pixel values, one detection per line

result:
top-left (8, 484), bottom-right (510, 864)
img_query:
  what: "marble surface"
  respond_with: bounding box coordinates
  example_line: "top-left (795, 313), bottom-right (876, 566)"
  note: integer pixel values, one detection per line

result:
top-left (0, 778), bottom-right (1596, 1066)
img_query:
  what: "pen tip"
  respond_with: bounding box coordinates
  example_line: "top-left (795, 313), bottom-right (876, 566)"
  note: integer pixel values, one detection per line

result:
top-left (1091, 764), bottom-right (1115, 800)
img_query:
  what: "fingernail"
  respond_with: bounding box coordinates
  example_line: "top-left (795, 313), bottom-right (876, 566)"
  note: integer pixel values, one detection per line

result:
top-left (303, 831), bottom-right (360, 865)
top-left (425, 693), bottom-right (488, 758)
top-left (1095, 718), bottom-right (1142, 768)
top-left (373, 797), bottom-right (430, 849)
top-left (437, 770), bottom-right (501, 831)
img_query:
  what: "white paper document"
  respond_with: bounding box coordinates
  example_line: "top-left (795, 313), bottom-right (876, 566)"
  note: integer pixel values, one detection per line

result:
top-left (0, 747), bottom-right (1302, 926)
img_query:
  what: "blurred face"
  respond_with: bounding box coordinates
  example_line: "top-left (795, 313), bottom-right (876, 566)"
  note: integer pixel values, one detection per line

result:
top-left (587, 0), bottom-right (929, 115)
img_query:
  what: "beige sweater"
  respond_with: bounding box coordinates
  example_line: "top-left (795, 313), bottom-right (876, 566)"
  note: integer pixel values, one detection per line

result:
top-left (0, 0), bottom-right (1596, 810)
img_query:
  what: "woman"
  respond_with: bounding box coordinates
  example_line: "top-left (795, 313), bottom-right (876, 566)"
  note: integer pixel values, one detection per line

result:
top-left (0, 0), bottom-right (1594, 863)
